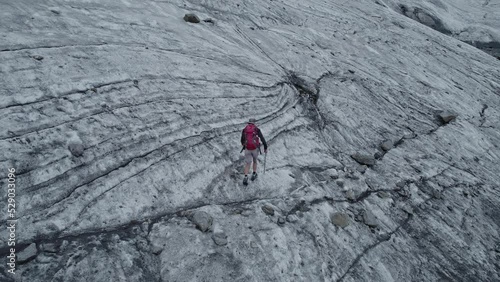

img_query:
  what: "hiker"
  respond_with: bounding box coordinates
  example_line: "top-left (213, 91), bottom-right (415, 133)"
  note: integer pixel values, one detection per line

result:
top-left (241, 118), bottom-right (268, 185)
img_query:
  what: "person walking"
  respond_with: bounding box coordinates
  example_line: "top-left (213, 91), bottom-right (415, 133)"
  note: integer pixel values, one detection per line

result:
top-left (241, 118), bottom-right (268, 185)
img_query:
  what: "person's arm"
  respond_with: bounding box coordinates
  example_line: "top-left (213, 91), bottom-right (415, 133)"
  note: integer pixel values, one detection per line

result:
top-left (257, 129), bottom-right (267, 151)
top-left (241, 129), bottom-right (246, 147)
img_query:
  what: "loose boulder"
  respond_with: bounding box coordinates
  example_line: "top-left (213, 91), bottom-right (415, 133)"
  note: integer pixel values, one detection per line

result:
top-left (212, 232), bottom-right (228, 246)
top-left (362, 210), bottom-right (378, 228)
top-left (331, 212), bottom-right (350, 228)
top-left (438, 110), bottom-right (457, 124)
top-left (351, 153), bottom-right (376, 166)
top-left (262, 204), bottom-right (275, 216)
top-left (402, 205), bottom-right (414, 215)
top-left (68, 142), bottom-right (84, 157)
top-left (345, 190), bottom-right (356, 201)
top-left (377, 191), bottom-right (390, 198)
top-left (183, 13), bottom-right (200, 23)
top-left (380, 140), bottom-right (393, 151)
top-left (18, 243), bottom-right (37, 262)
top-left (190, 211), bottom-right (213, 232)
top-left (277, 217), bottom-right (286, 226)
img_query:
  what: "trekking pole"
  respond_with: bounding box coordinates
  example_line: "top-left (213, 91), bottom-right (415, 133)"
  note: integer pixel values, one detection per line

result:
top-left (263, 151), bottom-right (267, 175)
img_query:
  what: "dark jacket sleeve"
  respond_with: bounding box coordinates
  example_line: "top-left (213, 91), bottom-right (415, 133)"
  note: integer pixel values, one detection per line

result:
top-left (241, 129), bottom-right (246, 146)
top-left (257, 129), bottom-right (267, 150)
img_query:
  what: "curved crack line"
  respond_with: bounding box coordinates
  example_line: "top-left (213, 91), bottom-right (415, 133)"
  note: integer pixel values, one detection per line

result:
top-left (336, 215), bottom-right (412, 282)
top-left (0, 42), bottom-right (109, 52)
top-left (23, 97), bottom-right (299, 220)
top-left (0, 78), bottom-right (134, 111)
top-left (1, 80), bottom-right (287, 141)
top-left (23, 84), bottom-right (295, 195)
top-left (234, 24), bottom-right (287, 72)
top-left (0, 75), bottom-right (285, 114)
top-left (67, 101), bottom-right (302, 218)
top-left (10, 89), bottom-right (299, 246)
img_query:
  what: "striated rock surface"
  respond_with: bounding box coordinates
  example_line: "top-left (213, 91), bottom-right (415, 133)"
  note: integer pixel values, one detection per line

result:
top-left (0, 0), bottom-right (499, 281)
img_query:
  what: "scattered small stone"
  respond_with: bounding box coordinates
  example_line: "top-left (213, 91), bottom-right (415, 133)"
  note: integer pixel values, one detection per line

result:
top-left (402, 205), bottom-right (414, 215)
top-left (336, 180), bottom-right (344, 187)
top-left (262, 205), bottom-right (275, 216)
top-left (212, 232), bottom-right (228, 246)
top-left (277, 217), bottom-right (286, 226)
top-left (403, 132), bottom-right (416, 139)
top-left (398, 188), bottom-right (410, 197)
top-left (346, 173), bottom-right (359, 180)
top-left (68, 142), bottom-right (84, 157)
top-left (250, 26), bottom-right (255, 30)
top-left (354, 213), bottom-right (363, 222)
top-left (348, 69), bottom-right (355, 74)
top-left (463, 190), bottom-right (469, 197)
top-left (326, 168), bottom-right (339, 179)
top-left (351, 153), bottom-right (376, 166)
top-left (203, 18), bottom-right (214, 24)
top-left (377, 191), bottom-right (390, 198)
top-left (18, 243), bottom-right (37, 263)
top-left (49, 7), bottom-right (61, 14)
top-left (152, 246), bottom-right (163, 255)
top-left (377, 233), bottom-right (391, 241)
top-left (190, 211), bottom-right (213, 232)
top-left (465, 209), bottom-right (475, 217)
top-left (447, 206), bottom-right (453, 211)
top-left (357, 165), bottom-right (367, 174)
top-left (362, 210), bottom-right (378, 228)
top-left (380, 140), bottom-right (393, 151)
top-left (396, 181), bottom-right (406, 189)
top-left (331, 212), bottom-right (350, 228)
top-left (438, 110), bottom-right (457, 124)
top-left (140, 221), bottom-right (149, 233)
top-left (374, 152), bottom-right (383, 159)
top-left (32, 55), bottom-right (44, 61)
top-left (183, 13), bottom-right (200, 23)
top-left (286, 214), bottom-right (299, 223)
top-left (432, 188), bottom-right (442, 199)
top-left (345, 190), bottom-right (356, 201)
top-left (494, 243), bottom-right (500, 253)
top-left (41, 243), bottom-right (58, 253)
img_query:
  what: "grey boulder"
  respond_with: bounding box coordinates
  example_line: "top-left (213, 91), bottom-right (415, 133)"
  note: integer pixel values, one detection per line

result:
top-left (351, 153), bottom-right (376, 166)
top-left (331, 212), bottom-right (350, 228)
top-left (190, 211), bottom-right (213, 232)
top-left (183, 13), bottom-right (200, 23)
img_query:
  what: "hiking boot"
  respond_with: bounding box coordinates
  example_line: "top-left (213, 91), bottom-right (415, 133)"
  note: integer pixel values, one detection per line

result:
top-left (243, 176), bottom-right (248, 186)
top-left (251, 172), bottom-right (258, 181)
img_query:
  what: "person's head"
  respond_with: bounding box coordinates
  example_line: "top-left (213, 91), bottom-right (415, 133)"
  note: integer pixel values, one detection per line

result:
top-left (248, 118), bottom-right (256, 124)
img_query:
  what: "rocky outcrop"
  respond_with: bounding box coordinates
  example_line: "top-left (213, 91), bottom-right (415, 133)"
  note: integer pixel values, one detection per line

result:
top-left (387, 0), bottom-right (500, 58)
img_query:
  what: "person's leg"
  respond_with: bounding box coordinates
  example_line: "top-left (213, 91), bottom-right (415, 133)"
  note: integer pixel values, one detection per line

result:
top-left (250, 150), bottom-right (259, 180)
top-left (243, 150), bottom-right (252, 184)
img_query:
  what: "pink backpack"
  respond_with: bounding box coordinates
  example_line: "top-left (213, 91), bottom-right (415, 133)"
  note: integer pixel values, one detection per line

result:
top-left (244, 124), bottom-right (260, 150)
